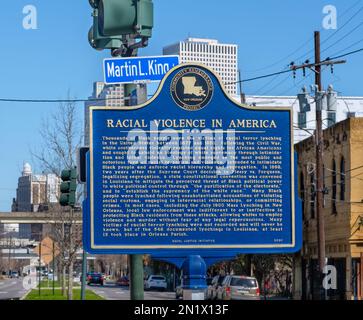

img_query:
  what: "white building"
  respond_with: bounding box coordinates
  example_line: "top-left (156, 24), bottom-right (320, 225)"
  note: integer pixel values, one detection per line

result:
top-left (11, 163), bottom-right (60, 240)
top-left (244, 95), bottom-right (363, 143)
top-left (84, 82), bottom-right (125, 145)
top-left (84, 82), bottom-right (147, 146)
top-left (163, 38), bottom-right (238, 96)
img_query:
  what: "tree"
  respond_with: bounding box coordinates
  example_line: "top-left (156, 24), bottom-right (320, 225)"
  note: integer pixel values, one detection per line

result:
top-left (31, 97), bottom-right (83, 300)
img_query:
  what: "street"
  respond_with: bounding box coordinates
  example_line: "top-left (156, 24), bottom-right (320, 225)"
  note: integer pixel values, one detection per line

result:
top-left (88, 282), bottom-right (176, 300)
top-left (0, 278), bottom-right (28, 300)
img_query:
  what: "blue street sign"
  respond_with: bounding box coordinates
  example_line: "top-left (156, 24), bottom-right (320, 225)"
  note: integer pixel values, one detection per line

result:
top-left (103, 55), bottom-right (180, 84)
top-left (84, 63), bottom-right (302, 256)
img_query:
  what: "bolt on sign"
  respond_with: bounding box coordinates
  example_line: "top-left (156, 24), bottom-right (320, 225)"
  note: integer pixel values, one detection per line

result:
top-left (83, 63), bottom-right (302, 256)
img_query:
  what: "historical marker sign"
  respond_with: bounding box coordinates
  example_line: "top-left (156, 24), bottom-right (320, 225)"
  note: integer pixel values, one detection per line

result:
top-left (84, 64), bottom-right (301, 255)
top-left (103, 55), bottom-right (180, 84)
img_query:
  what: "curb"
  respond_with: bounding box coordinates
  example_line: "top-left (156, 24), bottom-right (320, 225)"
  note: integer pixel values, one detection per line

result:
top-left (20, 289), bottom-right (31, 300)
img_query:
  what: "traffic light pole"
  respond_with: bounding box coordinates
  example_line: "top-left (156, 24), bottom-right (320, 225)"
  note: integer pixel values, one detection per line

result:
top-left (87, 0), bottom-right (153, 301)
top-left (125, 81), bottom-right (145, 300)
top-left (80, 249), bottom-right (87, 300)
top-left (123, 43), bottom-right (145, 300)
top-left (126, 79), bottom-right (145, 299)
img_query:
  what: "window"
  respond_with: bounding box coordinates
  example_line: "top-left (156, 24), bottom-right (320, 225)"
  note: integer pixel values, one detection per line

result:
top-left (230, 277), bottom-right (257, 287)
top-left (332, 159), bottom-right (337, 214)
top-left (340, 157), bottom-right (345, 201)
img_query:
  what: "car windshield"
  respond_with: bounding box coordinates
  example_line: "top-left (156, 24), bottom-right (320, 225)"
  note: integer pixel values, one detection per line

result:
top-left (151, 276), bottom-right (165, 281)
top-left (230, 277), bottom-right (257, 288)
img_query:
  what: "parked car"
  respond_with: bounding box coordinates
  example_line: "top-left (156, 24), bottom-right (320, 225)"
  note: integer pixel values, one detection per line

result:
top-left (144, 275), bottom-right (167, 291)
top-left (175, 277), bottom-right (212, 300)
top-left (207, 275), bottom-right (225, 300)
top-left (116, 276), bottom-right (129, 286)
top-left (217, 275), bottom-right (260, 300)
top-left (47, 273), bottom-right (58, 281)
top-left (87, 272), bottom-right (104, 286)
top-left (9, 271), bottom-right (19, 278)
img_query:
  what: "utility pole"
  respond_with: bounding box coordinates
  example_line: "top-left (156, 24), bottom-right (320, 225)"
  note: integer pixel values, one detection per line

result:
top-left (314, 31), bottom-right (326, 300)
top-left (238, 70), bottom-right (246, 104)
top-left (291, 31), bottom-right (346, 300)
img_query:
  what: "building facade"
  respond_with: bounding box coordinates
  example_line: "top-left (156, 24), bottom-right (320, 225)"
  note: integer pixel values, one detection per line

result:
top-left (163, 38), bottom-right (238, 96)
top-left (11, 163), bottom-right (60, 240)
top-left (84, 81), bottom-right (147, 146)
top-left (295, 117), bottom-right (363, 300)
top-left (84, 82), bottom-right (125, 146)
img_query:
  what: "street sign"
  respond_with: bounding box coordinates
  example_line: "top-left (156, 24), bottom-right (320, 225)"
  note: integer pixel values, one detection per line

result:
top-left (103, 55), bottom-right (179, 84)
top-left (84, 63), bottom-right (302, 255)
top-left (33, 237), bottom-right (59, 265)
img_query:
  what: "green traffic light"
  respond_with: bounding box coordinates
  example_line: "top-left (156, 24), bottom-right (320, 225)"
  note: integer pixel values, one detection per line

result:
top-left (89, 0), bottom-right (154, 51)
top-left (61, 169), bottom-right (77, 181)
top-left (98, 0), bottom-right (136, 37)
top-left (59, 168), bottom-right (77, 207)
top-left (88, 8), bottom-right (123, 51)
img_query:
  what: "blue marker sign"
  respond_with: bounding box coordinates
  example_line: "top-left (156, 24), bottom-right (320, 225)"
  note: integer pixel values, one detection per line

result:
top-left (85, 64), bottom-right (302, 255)
top-left (103, 55), bottom-right (179, 84)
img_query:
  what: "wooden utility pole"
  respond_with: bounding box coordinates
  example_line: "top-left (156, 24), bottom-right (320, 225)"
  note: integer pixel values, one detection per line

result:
top-left (291, 31), bottom-right (346, 300)
top-left (314, 31), bottom-right (326, 300)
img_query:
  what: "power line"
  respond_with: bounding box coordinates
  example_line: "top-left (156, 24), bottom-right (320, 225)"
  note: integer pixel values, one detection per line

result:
top-left (259, 73), bottom-right (293, 96)
top-left (278, 73), bottom-right (312, 96)
top-left (0, 47), bottom-right (361, 103)
top-left (245, 3), bottom-right (363, 94)
top-left (243, 37), bottom-right (313, 74)
top-left (0, 95), bottom-right (153, 104)
top-left (327, 37), bottom-right (363, 58)
top-left (292, 2), bottom-right (363, 63)
top-left (328, 46), bottom-right (363, 60)
top-left (321, 20), bottom-right (363, 55)
top-left (321, 5), bottom-right (363, 48)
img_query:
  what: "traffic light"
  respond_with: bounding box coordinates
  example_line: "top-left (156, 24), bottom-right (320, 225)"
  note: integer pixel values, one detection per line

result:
top-left (88, 0), bottom-right (153, 51)
top-left (88, 3), bottom-right (123, 51)
top-left (59, 168), bottom-right (77, 207)
top-left (98, 0), bottom-right (153, 38)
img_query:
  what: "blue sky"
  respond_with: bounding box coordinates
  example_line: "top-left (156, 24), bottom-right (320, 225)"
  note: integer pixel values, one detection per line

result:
top-left (0, 0), bottom-right (362, 211)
